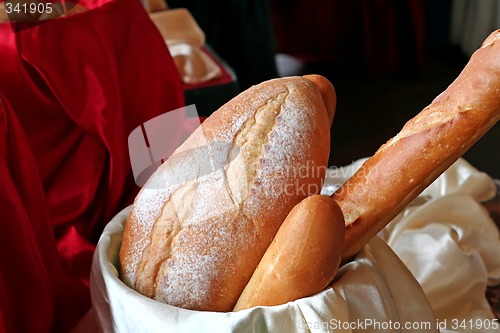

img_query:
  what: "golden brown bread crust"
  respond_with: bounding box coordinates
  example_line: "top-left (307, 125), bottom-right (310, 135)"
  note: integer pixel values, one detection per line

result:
top-left (233, 195), bottom-right (345, 311)
top-left (303, 74), bottom-right (336, 125)
top-left (336, 29), bottom-right (500, 261)
top-left (119, 76), bottom-right (332, 311)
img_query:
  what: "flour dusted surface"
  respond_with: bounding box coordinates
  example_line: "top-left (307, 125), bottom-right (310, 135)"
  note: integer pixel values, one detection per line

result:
top-left (119, 77), bottom-right (331, 311)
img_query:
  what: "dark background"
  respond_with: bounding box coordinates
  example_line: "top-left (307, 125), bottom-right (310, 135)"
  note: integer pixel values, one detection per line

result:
top-left (169, 0), bottom-right (499, 179)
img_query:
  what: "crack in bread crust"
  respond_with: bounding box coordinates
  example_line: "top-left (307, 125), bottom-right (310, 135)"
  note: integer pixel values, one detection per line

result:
top-left (120, 76), bottom-right (331, 311)
top-left (381, 104), bottom-right (470, 153)
top-left (232, 91), bottom-right (288, 189)
top-left (135, 91), bottom-right (288, 300)
top-left (134, 181), bottom-right (197, 297)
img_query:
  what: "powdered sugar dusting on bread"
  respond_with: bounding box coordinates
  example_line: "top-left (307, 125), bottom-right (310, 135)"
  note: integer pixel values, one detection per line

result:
top-left (153, 88), bottom-right (293, 308)
top-left (243, 79), bottom-right (322, 222)
top-left (120, 77), bottom-right (331, 311)
top-left (123, 127), bottom-right (212, 286)
top-left (122, 173), bottom-right (170, 287)
top-left (154, 168), bottom-right (247, 308)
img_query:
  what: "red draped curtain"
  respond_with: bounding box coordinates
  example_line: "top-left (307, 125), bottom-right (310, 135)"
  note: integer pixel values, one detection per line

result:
top-left (270, 0), bottom-right (426, 77)
top-left (0, 0), bottom-right (185, 331)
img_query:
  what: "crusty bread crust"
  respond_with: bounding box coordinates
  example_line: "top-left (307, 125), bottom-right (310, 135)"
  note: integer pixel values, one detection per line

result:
top-left (119, 77), bottom-right (331, 311)
top-left (233, 195), bottom-right (345, 311)
top-left (302, 74), bottom-right (336, 125)
top-left (336, 29), bottom-right (500, 261)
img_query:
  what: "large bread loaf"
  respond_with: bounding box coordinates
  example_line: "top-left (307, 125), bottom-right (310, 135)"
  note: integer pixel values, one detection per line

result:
top-left (119, 76), bottom-right (334, 311)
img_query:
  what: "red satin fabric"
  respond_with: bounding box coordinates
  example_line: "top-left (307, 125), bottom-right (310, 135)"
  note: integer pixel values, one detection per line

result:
top-left (0, 97), bottom-right (91, 333)
top-left (0, 0), bottom-right (186, 331)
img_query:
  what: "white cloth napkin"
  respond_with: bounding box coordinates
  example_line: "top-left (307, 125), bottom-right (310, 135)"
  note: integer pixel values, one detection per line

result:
top-left (90, 158), bottom-right (500, 333)
top-left (324, 158), bottom-right (500, 332)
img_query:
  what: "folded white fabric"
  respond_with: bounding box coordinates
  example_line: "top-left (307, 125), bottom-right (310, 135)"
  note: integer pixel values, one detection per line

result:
top-left (90, 158), bottom-right (500, 332)
top-left (325, 158), bottom-right (500, 333)
top-left (381, 159), bottom-right (500, 333)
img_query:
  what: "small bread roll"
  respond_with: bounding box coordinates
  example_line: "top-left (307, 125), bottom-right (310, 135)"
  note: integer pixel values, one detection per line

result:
top-left (234, 195), bottom-right (345, 311)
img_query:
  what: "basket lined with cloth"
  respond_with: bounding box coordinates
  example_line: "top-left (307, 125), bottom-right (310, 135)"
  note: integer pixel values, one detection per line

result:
top-left (91, 158), bottom-right (500, 332)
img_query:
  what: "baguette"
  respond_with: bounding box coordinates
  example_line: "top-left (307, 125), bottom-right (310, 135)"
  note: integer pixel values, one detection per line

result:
top-left (233, 195), bottom-right (344, 311)
top-left (336, 29), bottom-right (500, 261)
top-left (234, 30), bottom-right (500, 311)
top-left (119, 76), bottom-right (335, 311)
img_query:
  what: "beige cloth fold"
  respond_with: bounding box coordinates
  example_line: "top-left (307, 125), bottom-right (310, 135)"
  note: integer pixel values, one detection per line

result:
top-left (381, 159), bottom-right (500, 333)
top-left (325, 158), bottom-right (500, 333)
top-left (169, 43), bottom-right (223, 85)
top-left (142, 0), bottom-right (168, 14)
top-left (149, 8), bottom-right (222, 84)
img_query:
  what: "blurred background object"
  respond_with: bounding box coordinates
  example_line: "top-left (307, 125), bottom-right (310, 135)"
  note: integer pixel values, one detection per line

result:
top-left (450, 0), bottom-right (500, 57)
top-left (147, 5), bottom-right (239, 116)
top-left (271, 0), bottom-right (426, 78)
top-left (0, 0), bottom-right (186, 331)
top-left (269, 0), bottom-right (500, 179)
top-left (165, 0), bottom-right (498, 179)
top-left (167, 0), bottom-right (279, 90)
